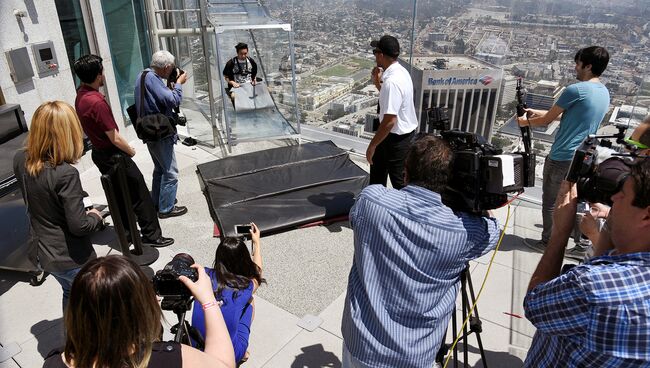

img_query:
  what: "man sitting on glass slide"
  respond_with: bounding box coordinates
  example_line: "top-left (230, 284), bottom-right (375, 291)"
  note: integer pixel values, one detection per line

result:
top-left (223, 42), bottom-right (258, 106)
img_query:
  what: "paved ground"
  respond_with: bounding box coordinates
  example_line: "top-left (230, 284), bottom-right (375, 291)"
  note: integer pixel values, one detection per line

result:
top-left (0, 137), bottom-right (571, 368)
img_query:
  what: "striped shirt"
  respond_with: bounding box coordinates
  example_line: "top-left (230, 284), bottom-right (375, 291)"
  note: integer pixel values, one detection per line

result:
top-left (524, 252), bottom-right (650, 368)
top-left (341, 185), bottom-right (500, 368)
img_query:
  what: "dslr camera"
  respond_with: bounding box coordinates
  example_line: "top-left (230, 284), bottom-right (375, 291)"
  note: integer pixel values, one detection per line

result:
top-left (427, 107), bottom-right (536, 212)
top-left (168, 67), bottom-right (185, 85)
top-left (152, 253), bottom-right (198, 299)
top-left (566, 125), bottom-right (639, 206)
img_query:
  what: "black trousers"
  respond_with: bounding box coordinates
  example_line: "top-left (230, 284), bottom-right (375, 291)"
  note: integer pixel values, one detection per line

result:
top-left (369, 131), bottom-right (415, 190)
top-left (92, 148), bottom-right (162, 240)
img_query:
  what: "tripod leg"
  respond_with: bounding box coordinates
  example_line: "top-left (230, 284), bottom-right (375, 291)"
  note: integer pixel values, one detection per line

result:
top-left (452, 304), bottom-right (458, 368)
top-left (465, 270), bottom-right (488, 367)
top-left (462, 272), bottom-right (469, 368)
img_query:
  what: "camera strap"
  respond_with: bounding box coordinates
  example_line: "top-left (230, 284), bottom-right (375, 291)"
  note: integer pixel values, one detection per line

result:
top-left (233, 57), bottom-right (250, 82)
top-left (138, 70), bottom-right (150, 118)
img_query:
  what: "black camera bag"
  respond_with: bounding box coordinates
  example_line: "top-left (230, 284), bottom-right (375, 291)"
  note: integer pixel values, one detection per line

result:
top-left (126, 70), bottom-right (175, 143)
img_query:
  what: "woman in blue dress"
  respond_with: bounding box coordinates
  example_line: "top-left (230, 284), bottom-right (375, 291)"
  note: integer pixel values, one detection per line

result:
top-left (192, 223), bottom-right (264, 364)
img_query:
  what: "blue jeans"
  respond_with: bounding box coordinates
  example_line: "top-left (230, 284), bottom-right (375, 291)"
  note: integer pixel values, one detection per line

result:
top-left (541, 157), bottom-right (572, 244)
top-left (147, 135), bottom-right (179, 214)
top-left (50, 267), bottom-right (81, 312)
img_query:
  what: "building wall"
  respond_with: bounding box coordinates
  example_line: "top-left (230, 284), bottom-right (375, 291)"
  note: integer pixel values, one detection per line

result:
top-left (1, 0), bottom-right (136, 171)
top-left (415, 67), bottom-right (503, 140)
top-left (0, 0), bottom-right (78, 124)
top-left (499, 76), bottom-right (517, 107)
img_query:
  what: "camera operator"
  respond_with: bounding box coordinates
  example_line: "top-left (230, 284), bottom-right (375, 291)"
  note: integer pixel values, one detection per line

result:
top-left (341, 135), bottom-right (500, 368)
top-left (578, 117), bottom-right (650, 256)
top-left (517, 46), bottom-right (610, 253)
top-left (191, 223), bottom-right (265, 364)
top-left (43, 255), bottom-right (235, 368)
top-left (134, 50), bottom-right (188, 219)
top-left (523, 158), bottom-right (650, 367)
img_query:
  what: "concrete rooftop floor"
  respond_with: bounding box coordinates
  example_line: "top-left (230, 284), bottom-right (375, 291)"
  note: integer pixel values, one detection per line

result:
top-left (0, 135), bottom-right (569, 368)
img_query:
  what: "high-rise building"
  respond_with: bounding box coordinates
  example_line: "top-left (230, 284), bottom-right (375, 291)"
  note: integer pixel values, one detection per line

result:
top-left (525, 80), bottom-right (563, 110)
top-left (499, 75), bottom-right (518, 108)
top-left (404, 56), bottom-right (503, 140)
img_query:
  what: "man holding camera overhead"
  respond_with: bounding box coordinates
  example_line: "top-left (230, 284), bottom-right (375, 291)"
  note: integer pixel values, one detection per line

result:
top-left (74, 55), bottom-right (173, 248)
top-left (341, 135), bottom-right (500, 368)
top-left (366, 35), bottom-right (418, 190)
top-left (134, 50), bottom-right (188, 219)
top-left (517, 46), bottom-right (610, 254)
top-left (524, 157), bottom-right (650, 367)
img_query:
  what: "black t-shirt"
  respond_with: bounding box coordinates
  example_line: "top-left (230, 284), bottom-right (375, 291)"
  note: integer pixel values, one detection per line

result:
top-left (42, 341), bottom-right (183, 368)
top-left (222, 56), bottom-right (258, 87)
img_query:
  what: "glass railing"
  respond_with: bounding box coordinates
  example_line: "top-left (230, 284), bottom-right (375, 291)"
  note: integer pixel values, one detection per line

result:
top-left (262, 1), bottom-right (648, 153)
top-left (152, 1), bottom-right (648, 161)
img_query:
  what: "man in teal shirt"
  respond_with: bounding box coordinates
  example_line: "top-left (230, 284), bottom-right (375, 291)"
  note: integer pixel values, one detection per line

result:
top-left (518, 46), bottom-right (610, 254)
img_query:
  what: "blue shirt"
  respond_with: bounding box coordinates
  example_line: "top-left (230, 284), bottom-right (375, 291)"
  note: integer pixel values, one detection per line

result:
top-left (524, 252), bottom-right (650, 367)
top-left (134, 68), bottom-right (182, 118)
top-left (550, 81), bottom-right (609, 161)
top-left (191, 268), bottom-right (253, 362)
top-left (341, 185), bottom-right (500, 368)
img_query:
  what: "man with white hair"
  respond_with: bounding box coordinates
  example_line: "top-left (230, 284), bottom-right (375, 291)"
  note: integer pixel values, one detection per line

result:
top-left (134, 50), bottom-right (188, 219)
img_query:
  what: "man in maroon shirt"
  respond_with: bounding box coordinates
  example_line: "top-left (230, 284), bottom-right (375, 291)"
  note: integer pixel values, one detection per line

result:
top-left (73, 55), bottom-right (173, 248)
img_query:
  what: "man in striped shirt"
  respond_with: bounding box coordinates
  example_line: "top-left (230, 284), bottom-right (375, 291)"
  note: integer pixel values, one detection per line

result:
top-left (524, 159), bottom-right (650, 367)
top-left (341, 135), bottom-right (501, 368)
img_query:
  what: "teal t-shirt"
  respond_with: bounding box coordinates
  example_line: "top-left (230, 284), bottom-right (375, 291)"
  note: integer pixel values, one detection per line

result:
top-left (550, 81), bottom-right (610, 161)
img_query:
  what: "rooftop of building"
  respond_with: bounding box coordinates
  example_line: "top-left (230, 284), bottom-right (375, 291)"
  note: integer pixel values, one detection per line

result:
top-left (410, 55), bottom-right (498, 71)
top-left (1, 132), bottom-right (561, 367)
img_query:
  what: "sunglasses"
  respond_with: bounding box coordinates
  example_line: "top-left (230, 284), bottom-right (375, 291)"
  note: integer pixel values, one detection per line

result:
top-left (625, 138), bottom-right (649, 150)
top-left (372, 49), bottom-right (382, 55)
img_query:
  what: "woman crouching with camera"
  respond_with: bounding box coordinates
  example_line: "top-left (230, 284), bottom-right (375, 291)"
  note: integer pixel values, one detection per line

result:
top-left (42, 255), bottom-right (235, 368)
top-left (191, 223), bottom-right (265, 364)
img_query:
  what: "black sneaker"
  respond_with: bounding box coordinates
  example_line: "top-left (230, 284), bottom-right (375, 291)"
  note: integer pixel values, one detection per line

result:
top-left (565, 243), bottom-right (590, 262)
top-left (523, 238), bottom-right (547, 253)
top-left (158, 205), bottom-right (188, 219)
top-left (141, 236), bottom-right (174, 248)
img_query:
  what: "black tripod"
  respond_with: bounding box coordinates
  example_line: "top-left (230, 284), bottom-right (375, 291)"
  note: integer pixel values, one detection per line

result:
top-left (161, 297), bottom-right (205, 349)
top-left (436, 264), bottom-right (488, 368)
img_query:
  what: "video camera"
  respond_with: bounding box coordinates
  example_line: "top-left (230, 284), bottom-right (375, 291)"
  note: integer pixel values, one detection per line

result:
top-left (152, 253), bottom-right (198, 300)
top-left (427, 107), bottom-right (535, 213)
top-left (566, 124), bottom-right (642, 206)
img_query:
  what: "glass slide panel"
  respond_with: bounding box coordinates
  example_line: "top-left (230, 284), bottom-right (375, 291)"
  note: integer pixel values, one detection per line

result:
top-left (215, 27), bottom-right (297, 142)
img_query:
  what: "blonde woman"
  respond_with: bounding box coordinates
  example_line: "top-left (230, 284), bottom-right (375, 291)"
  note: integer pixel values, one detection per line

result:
top-left (13, 101), bottom-right (104, 310)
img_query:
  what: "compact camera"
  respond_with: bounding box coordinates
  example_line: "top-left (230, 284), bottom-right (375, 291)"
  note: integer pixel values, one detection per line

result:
top-left (235, 224), bottom-right (252, 234)
top-left (152, 253), bottom-right (198, 298)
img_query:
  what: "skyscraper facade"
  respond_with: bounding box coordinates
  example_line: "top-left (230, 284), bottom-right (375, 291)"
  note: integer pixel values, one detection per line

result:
top-left (405, 56), bottom-right (503, 140)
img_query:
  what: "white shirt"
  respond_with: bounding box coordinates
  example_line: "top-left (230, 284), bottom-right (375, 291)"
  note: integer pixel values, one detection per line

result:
top-left (379, 62), bottom-right (419, 135)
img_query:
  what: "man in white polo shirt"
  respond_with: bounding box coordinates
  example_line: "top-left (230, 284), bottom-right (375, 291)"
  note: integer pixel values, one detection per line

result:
top-left (366, 34), bottom-right (419, 189)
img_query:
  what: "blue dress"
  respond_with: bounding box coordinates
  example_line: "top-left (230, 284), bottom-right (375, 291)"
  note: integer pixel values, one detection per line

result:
top-left (191, 268), bottom-right (254, 362)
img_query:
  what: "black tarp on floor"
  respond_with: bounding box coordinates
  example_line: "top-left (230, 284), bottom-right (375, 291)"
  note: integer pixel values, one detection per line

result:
top-left (197, 141), bottom-right (368, 238)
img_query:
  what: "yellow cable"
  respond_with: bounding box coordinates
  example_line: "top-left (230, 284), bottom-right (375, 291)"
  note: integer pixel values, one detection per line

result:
top-left (442, 204), bottom-right (512, 368)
